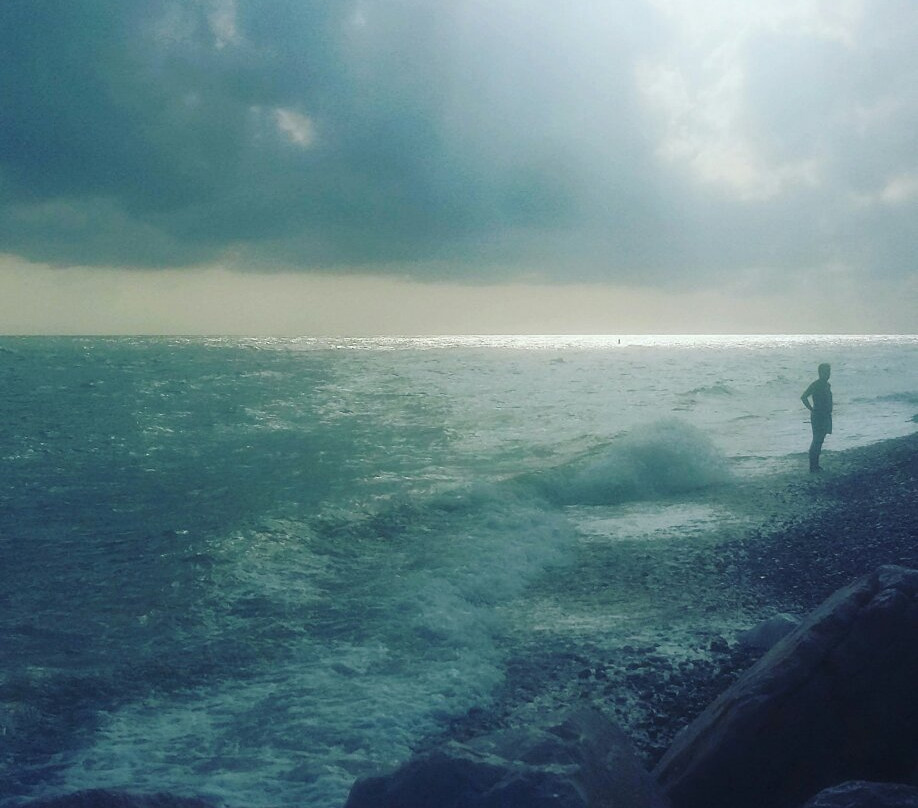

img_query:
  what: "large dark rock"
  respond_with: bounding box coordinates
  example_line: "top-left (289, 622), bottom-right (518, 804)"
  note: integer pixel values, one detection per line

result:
top-left (654, 566), bottom-right (918, 808)
top-left (801, 781), bottom-right (918, 808)
top-left (23, 791), bottom-right (217, 808)
top-left (737, 613), bottom-right (799, 651)
top-left (345, 707), bottom-right (668, 808)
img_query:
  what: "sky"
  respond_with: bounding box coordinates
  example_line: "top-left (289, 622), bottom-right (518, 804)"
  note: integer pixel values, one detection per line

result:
top-left (1, 0), bottom-right (916, 335)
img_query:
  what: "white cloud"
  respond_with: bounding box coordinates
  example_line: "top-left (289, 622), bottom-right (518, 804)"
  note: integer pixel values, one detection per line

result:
top-left (151, 3), bottom-right (198, 46)
top-left (208, 0), bottom-right (239, 50)
top-left (851, 173), bottom-right (918, 208)
top-left (645, 0), bottom-right (863, 46)
top-left (151, 0), bottom-right (241, 49)
top-left (273, 108), bottom-right (316, 149)
top-left (880, 174), bottom-right (918, 205)
top-left (636, 0), bottom-right (862, 199)
top-left (637, 58), bottom-right (821, 200)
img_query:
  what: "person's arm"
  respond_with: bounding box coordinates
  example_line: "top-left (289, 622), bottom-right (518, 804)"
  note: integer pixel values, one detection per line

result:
top-left (801, 382), bottom-right (814, 410)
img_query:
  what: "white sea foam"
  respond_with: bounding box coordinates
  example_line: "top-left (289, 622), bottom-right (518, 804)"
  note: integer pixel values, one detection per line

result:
top-left (532, 420), bottom-right (731, 506)
top-left (50, 483), bottom-right (574, 808)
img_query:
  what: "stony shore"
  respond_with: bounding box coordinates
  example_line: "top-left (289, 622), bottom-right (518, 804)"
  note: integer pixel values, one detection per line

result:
top-left (429, 432), bottom-right (918, 766)
top-left (730, 432), bottom-right (918, 610)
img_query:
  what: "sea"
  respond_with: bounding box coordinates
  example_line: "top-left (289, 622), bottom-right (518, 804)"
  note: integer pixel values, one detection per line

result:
top-left (1, 334), bottom-right (916, 808)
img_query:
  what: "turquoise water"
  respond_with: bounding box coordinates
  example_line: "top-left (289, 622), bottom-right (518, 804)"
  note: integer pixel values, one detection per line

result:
top-left (1, 335), bottom-right (915, 806)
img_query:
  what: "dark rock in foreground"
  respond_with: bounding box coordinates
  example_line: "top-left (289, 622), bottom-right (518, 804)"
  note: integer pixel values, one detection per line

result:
top-left (345, 707), bottom-right (668, 808)
top-left (24, 791), bottom-right (217, 808)
top-left (801, 781), bottom-right (918, 808)
top-left (653, 565), bottom-right (918, 808)
top-left (737, 613), bottom-right (799, 651)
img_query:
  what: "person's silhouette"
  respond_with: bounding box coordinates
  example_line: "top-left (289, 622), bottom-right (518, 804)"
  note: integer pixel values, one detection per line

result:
top-left (801, 363), bottom-right (833, 472)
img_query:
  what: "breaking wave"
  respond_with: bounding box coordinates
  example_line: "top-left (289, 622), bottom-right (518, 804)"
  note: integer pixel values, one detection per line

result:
top-left (683, 383), bottom-right (735, 397)
top-left (878, 392), bottom-right (918, 406)
top-left (528, 420), bottom-right (732, 507)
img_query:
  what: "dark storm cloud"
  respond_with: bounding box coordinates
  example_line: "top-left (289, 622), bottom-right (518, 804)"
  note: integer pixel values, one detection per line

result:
top-left (1, 0), bottom-right (916, 286)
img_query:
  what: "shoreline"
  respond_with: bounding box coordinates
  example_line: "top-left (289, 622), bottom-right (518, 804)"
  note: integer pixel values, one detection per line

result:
top-left (423, 430), bottom-right (918, 766)
top-left (729, 432), bottom-right (918, 610)
top-left (9, 431), bottom-right (917, 808)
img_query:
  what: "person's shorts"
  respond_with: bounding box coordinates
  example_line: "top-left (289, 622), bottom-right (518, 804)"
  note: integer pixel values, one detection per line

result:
top-left (811, 411), bottom-right (832, 435)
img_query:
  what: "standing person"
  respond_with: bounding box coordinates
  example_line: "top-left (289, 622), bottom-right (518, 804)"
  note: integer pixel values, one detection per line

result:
top-left (801, 363), bottom-right (833, 472)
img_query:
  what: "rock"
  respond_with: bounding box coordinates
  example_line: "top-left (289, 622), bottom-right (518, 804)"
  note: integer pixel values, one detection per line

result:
top-left (23, 791), bottom-right (217, 808)
top-left (737, 613), bottom-right (800, 651)
top-left (345, 707), bottom-right (669, 808)
top-left (654, 566), bottom-right (918, 808)
top-left (708, 636), bottom-right (730, 654)
top-left (801, 781), bottom-right (918, 808)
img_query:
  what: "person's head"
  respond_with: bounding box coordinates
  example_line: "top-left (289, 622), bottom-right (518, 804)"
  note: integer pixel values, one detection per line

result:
top-left (818, 363), bottom-right (831, 380)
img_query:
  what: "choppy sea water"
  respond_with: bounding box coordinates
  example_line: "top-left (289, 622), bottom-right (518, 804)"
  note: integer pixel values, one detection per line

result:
top-left (1, 334), bottom-right (916, 807)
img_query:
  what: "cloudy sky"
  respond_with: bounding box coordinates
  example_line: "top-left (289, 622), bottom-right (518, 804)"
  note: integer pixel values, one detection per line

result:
top-left (1, 0), bottom-right (916, 334)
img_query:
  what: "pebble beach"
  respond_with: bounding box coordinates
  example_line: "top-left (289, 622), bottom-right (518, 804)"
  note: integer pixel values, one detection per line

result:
top-left (432, 431), bottom-right (918, 767)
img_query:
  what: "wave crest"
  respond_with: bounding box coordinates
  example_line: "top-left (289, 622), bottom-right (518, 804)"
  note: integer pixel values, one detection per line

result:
top-left (535, 419), bottom-right (731, 506)
top-left (683, 383), bottom-right (735, 397)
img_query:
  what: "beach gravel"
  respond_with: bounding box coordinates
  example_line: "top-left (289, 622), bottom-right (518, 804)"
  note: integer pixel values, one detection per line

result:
top-left (432, 433), bottom-right (918, 766)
